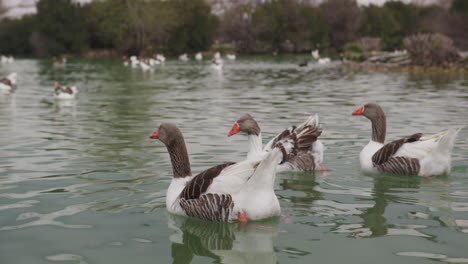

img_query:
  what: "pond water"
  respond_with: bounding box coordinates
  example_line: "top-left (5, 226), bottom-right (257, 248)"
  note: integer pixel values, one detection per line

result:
top-left (0, 57), bottom-right (467, 264)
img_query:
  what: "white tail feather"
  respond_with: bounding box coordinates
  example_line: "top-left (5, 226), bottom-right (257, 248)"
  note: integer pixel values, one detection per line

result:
top-left (249, 148), bottom-right (280, 186)
top-left (435, 127), bottom-right (461, 153)
top-left (297, 114), bottom-right (319, 131)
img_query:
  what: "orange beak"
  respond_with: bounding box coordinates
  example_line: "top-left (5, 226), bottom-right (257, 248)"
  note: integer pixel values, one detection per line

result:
top-left (227, 123), bottom-right (240, 137)
top-left (352, 106), bottom-right (364, 115)
top-left (149, 129), bottom-right (159, 139)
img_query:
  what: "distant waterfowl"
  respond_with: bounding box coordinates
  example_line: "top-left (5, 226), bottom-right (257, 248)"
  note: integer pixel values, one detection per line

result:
top-left (0, 73), bottom-right (17, 92)
top-left (156, 54), bottom-right (166, 63)
top-left (52, 57), bottom-right (66, 67)
top-left (53, 82), bottom-right (77, 99)
top-left (298, 60), bottom-right (308, 67)
top-left (179, 54), bottom-right (189, 61)
top-left (214, 52), bottom-right (221, 60)
top-left (211, 58), bottom-right (223, 70)
top-left (311, 49), bottom-right (331, 64)
top-left (311, 50), bottom-right (319, 60)
top-left (150, 123), bottom-right (281, 222)
top-left (195, 52), bottom-right (203, 61)
top-left (226, 53), bottom-right (236, 60)
top-left (228, 113), bottom-right (325, 172)
top-left (1, 55), bottom-right (14, 64)
top-left (352, 103), bottom-right (460, 177)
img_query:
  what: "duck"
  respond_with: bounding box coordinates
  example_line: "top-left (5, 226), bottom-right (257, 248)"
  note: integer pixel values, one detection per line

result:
top-left (150, 123), bottom-right (281, 222)
top-left (352, 103), bottom-right (461, 177)
top-left (227, 113), bottom-right (325, 172)
top-left (0, 73), bottom-right (17, 92)
top-left (53, 82), bottom-right (77, 99)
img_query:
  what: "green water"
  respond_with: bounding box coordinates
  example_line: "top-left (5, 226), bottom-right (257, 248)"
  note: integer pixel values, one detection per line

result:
top-left (0, 57), bottom-right (467, 264)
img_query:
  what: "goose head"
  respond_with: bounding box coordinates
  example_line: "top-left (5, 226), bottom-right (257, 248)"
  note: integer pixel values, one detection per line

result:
top-left (228, 113), bottom-right (260, 137)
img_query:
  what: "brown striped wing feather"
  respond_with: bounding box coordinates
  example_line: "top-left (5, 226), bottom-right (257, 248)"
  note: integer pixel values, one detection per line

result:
top-left (376, 156), bottom-right (420, 175)
top-left (180, 162), bottom-right (236, 200)
top-left (372, 133), bottom-right (422, 165)
top-left (0, 78), bottom-right (12, 86)
top-left (180, 193), bottom-right (235, 222)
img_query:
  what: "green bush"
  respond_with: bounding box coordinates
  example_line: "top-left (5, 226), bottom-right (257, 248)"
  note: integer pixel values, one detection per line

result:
top-left (344, 42), bottom-right (366, 61)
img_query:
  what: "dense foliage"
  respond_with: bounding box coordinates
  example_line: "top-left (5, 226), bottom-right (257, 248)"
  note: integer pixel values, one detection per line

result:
top-left (0, 0), bottom-right (466, 57)
top-left (403, 33), bottom-right (461, 66)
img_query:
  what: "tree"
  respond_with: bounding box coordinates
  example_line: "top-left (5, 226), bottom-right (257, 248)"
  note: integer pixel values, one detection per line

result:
top-left (166, 0), bottom-right (219, 54)
top-left (0, 16), bottom-right (35, 55)
top-left (218, 3), bottom-right (258, 53)
top-left (35, 0), bottom-right (89, 55)
top-left (451, 0), bottom-right (468, 15)
top-left (320, 0), bottom-right (361, 50)
top-left (384, 1), bottom-right (421, 49)
top-left (360, 5), bottom-right (400, 50)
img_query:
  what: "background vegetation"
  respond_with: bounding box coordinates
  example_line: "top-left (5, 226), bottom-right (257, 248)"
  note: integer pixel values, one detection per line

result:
top-left (0, 0), bottom-right (467, 57)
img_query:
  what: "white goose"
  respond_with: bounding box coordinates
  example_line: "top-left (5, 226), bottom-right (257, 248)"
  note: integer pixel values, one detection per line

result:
top-left (53, 82), bottom-right (77, 99)
top-left (179, 54), bottom-right (189, 61)
top-left (195, 52), bottom-right (203, 61)
top-left (228, 113), bottom-right (325, 172)
top-left (352, 103), bottom-right (460, 177)
top-left (226, 53), bottom-right (236, 60)
top-left (150, 123), bottom-right (281, 222)
top-left (0, 73), bottom-right (17, 92)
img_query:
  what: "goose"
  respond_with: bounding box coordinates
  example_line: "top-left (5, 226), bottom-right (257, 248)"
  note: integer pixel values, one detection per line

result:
top-left (311, 50), bottom-right (319, 60)
top-left (53, 82), bottom-right (77, 99)
top-left (156, 54), bottom-right (166, 63)
top-left (1, 55), bottom-right (14, 64)
top-left (195, 52), bottom-right (203, 61)
top-left (352, 103), bottom-right (461, 177)
top-left (139, 58), bottom-right (151, 71)
top-left (311, 49), bottom-right (331, 64)
top-left (52, 57), bottom-right (66, 67)
top-left (226, 53), bottom-right (236, 60)
top-left (128, 56), bottom-right (140, 68)
top-left (211, 58), bottom-right (223, 70)
top-left (179, 54), bottom-right (189, 61)
top-left (0, 73), bottom-right (17, 92)
top-left (150, 123), bottom-right (281, 222)
top-left (227, 113), bottom-right (325, 172)
top-left (214, 52), bottom-right (221, 60)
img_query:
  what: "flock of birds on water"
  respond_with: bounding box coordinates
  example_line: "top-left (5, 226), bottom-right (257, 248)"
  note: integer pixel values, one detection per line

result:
top-left (0, 51), bottom-right (460, 224)
top-left (0, 49), bottom-right (330, 99)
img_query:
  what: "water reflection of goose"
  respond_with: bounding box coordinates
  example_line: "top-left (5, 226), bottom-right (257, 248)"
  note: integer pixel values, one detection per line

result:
top-left (228, 113), bottom-right (325, 172)
top-left (168, 214), bottom-right (279, 264)
top-left (150, 123), bottom-right (281, 222)
top-left (352, 103), bottom-right (460, 176)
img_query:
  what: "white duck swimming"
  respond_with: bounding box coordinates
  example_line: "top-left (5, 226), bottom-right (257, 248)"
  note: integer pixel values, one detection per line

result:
top-left (53, 82), bottom-right (77, 99)
top-left (228, 113), bottom-right (325, 172)
top-left (150, 123), bottom-right (281, 222)
top-left (352, 103), bottom-right (460, 177)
